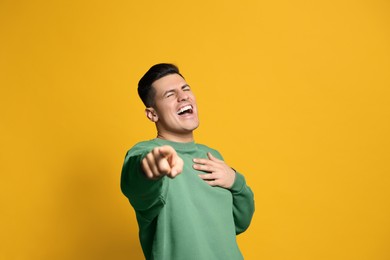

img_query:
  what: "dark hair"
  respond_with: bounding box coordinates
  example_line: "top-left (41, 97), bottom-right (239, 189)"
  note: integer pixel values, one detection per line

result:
top-left (138, 63), bottom-right (183, 107)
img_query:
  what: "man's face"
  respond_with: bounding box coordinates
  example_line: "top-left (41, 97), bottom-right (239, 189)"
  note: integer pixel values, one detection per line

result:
top-left (147, 73), bottom-right (199, 140)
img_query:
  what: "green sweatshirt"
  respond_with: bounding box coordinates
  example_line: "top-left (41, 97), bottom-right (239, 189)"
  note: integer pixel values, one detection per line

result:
top-left (121, 138), bottom-right (255, 260)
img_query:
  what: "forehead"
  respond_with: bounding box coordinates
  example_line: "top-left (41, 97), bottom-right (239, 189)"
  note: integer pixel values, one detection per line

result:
top-left (152, 73), bottom-right (187, 94)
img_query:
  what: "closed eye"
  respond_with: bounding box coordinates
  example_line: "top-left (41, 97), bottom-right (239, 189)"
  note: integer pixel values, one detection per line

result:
top-left (182, 85), bottom-right (191, 91)
top-left (164, 90), bottom-right (175, 98)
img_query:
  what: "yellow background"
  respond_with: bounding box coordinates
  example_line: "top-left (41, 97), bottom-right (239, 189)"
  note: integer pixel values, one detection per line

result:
top-left (1, 0), bottom-right (389, 259)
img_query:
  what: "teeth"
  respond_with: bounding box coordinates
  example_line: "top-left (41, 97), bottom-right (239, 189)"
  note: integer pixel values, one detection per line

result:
top-left (177, 105), bottom-right (192, 115)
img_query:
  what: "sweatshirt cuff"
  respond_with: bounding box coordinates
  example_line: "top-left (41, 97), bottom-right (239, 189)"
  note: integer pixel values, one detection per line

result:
top-left (229, 171), bottom-right (246, 193)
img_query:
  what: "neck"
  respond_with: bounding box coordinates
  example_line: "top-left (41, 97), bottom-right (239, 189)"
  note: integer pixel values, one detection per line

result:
top-left (157, 131), bottom-right (194, 143)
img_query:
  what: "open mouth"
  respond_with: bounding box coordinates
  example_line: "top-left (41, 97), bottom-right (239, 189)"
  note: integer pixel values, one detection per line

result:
top-left (177, 105), bottom-right (193, 115)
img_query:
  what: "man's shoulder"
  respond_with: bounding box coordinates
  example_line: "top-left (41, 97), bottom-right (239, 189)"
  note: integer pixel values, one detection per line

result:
top-left (132, 139), bottom-right (157, 148)
top-left (126, 139), bottom-right (158, 156)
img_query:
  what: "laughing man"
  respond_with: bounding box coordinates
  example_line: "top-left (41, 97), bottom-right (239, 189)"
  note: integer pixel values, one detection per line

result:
top-left (121, 63), bottom-right (255, 260)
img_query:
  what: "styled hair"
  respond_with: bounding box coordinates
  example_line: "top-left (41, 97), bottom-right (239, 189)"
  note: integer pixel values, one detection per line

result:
top-left (138, 63), bottom-right (183, 107)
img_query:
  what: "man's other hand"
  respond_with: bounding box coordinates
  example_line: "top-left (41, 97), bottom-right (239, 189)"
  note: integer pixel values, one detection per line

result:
top-left (192, 152), bottom-right (236, 189)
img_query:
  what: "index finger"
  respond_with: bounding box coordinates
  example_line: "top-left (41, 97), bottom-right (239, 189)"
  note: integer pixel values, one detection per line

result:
top-left (158, 145), bottom-right (176, 158)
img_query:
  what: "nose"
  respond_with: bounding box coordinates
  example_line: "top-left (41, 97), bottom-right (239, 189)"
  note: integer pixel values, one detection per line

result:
top-left (178, 90), bottom-right (189, 102)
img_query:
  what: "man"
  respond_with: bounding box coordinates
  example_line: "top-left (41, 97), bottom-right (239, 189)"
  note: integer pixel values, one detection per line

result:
top-left (121, 63), bottom-right (255, 260)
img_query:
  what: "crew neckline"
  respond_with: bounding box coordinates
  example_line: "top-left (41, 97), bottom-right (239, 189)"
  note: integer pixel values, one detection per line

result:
top-left (153, 138), bottom-right (197, 152)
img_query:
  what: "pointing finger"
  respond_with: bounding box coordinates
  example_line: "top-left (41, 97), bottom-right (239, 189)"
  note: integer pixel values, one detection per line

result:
top-left (158, 145), bottom-right (176, 158)
top-left (157, 156), bottom-right (171, 174)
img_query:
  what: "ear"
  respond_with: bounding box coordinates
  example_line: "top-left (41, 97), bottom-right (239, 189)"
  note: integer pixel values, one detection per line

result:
top-left (145, 108), bottom-right (158, 122)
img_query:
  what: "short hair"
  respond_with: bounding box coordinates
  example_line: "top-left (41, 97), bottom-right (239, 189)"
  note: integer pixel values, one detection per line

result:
top-left (138, 63), bottom-right (184, 107)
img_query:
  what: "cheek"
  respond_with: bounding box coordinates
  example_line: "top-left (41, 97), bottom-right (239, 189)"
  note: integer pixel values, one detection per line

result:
top-left (155, 104), bottom-right (176, 118)
top-left (190, 94), bottom-right (197, 102)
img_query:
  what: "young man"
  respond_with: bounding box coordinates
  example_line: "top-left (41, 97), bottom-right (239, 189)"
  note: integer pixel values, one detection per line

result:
top-left (121, 63), bottom-right (255, 260)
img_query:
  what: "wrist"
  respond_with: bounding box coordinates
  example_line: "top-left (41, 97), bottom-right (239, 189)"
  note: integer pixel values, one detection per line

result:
top-left (227, 168), bottom-right (237, 189)
top-left (229, 170), bottom-right (246, 193)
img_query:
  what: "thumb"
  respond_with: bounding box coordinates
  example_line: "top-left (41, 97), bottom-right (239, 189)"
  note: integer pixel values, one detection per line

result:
top-left (207, 152), bottom-right (221, 162)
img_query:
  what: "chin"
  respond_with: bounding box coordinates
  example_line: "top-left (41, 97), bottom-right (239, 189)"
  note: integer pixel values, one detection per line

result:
top-left (187, 121), bottom-right (200, 131)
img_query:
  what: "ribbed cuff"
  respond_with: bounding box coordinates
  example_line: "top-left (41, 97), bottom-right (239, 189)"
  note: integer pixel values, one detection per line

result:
top-left (229, 171), bottom-right (246, 193)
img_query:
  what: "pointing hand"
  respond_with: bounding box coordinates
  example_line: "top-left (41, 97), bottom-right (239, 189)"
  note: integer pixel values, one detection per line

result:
top-left (141, 145), bottom-right (184, 180)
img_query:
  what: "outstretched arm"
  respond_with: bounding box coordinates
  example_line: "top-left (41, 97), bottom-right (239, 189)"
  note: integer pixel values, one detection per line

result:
top-left (121, 145), bottom-right (184, 220)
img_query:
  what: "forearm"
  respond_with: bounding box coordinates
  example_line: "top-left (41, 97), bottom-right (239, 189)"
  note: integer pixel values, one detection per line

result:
top-left (230, 171), bottom-right (255, 234)
top-left (121, 152), bottom-right (168, 220)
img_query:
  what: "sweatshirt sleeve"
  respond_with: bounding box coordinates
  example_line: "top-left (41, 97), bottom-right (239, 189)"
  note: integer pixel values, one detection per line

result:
top-left (229, 171), bottom-right (255, 234)
top-left (120, 144), bottom-right (169, 221)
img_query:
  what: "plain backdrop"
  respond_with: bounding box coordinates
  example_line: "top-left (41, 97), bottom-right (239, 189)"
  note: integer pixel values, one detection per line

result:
top-left (1, 0), bottom-right (389, 259)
